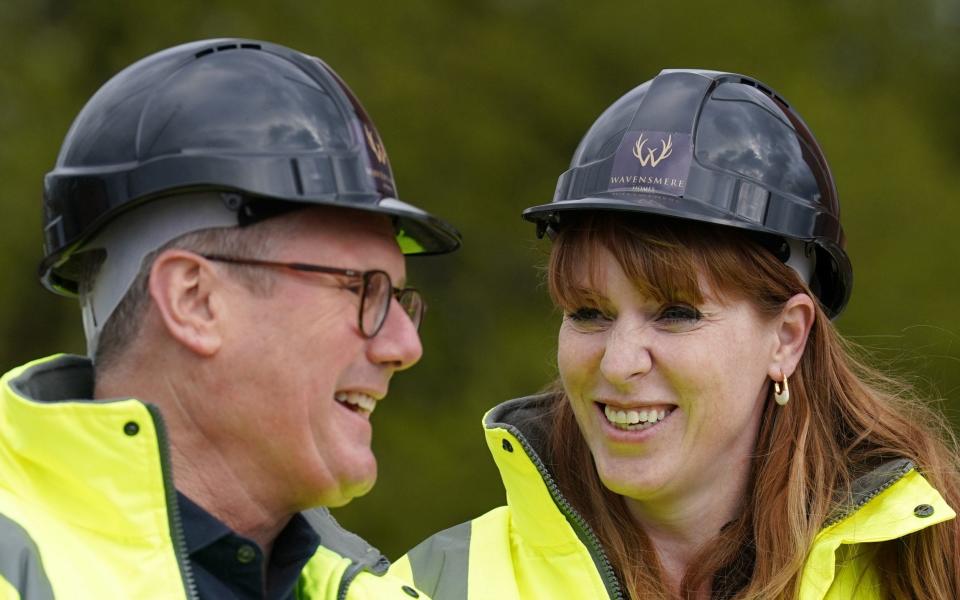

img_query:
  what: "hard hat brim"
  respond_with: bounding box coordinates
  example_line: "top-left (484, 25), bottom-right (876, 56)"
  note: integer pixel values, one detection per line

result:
top-left (522, 191), bottom-right (852, 318)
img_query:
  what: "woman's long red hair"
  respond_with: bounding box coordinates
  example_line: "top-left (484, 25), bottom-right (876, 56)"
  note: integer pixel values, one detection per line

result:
top-left (546, 213), bottom-right (960, 599)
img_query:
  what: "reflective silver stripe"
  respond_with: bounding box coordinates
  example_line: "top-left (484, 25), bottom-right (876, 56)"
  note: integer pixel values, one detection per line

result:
top-left (0, 513), bottom-right (55, 600)
top-left (406, 521), bottom-right (470, 600)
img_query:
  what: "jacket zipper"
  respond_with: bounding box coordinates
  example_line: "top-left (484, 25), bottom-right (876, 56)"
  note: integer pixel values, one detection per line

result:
top-left (501, 424), bottom-right (625, 600)
top-left (337, 562), bottom-right (364, 600)
top-left (147, 405), bottom-right (200, 600)
top-left (821, 461), bottom-right (915, 529)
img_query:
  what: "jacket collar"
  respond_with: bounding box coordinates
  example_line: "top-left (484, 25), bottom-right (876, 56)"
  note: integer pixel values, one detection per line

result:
top-left (483, 394), bottom-right (955, 547)
top-left (802, 459), bottom-right (955, 597)
top-left (0, 354), bottom-right (172, 539)
top-left (483, 394), bottom-right (585, 549)
top-left (818, 460), bottom-right (954, 544)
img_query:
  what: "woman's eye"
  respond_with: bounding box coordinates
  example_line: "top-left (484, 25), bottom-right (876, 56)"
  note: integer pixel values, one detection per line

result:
top-left (656, 304), bottom-right (703, 324)
top-left (567, 307), bottom-right (609, 323)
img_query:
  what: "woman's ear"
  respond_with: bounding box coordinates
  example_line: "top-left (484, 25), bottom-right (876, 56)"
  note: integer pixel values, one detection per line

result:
top-left (769, 293), bottom-right (816, 380)
top-left (148, 250), bottom-right (223, 357)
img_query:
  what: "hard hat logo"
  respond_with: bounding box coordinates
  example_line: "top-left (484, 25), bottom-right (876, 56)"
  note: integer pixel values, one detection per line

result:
top-left (608, 130), bottom-right (692, 197)
top-left (364, 124), bottom-right (389, 166)
top-left (632, 133), bottom-right (673, 167)
top-left (360, 122), bottom-right (395, 197)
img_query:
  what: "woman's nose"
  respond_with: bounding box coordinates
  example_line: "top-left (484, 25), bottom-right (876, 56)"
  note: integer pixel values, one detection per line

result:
top-left (599, 320), bottom-right (653, 386)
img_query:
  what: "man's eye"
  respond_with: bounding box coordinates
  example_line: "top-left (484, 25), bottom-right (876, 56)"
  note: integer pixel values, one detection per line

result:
top-left (656, 304), bottom-right (703, 324)
top-left (567, 307), bottom-right (609, 322)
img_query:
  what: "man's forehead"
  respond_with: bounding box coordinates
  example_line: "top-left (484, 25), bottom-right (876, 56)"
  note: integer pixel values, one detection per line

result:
top-left (271, 207), bottom-right (405, 273)
top-left (275, 207), bottom-right (397, 244)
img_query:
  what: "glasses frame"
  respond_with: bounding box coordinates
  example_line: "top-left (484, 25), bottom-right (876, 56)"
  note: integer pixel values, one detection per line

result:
top-left (200, 253), bottom-right (424, 338)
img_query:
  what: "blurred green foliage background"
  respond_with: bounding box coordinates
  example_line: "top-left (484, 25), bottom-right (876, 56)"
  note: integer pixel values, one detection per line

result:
top-left (2, 0), bottom-right (958, 559)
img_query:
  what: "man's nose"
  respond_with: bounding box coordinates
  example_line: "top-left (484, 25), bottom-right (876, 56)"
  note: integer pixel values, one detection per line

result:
top-left (367, 297), bottom-right (423, 371)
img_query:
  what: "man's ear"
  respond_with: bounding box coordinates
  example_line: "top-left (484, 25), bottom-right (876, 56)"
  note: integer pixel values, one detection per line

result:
top-left (148, 250), bottom-right (223, 356)
top-left (769, 293), bottom-right (816, 380)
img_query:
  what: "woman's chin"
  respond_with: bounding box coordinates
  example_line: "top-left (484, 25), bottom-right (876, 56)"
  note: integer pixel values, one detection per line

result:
top-left (594, 457), bottom-right (674, 502)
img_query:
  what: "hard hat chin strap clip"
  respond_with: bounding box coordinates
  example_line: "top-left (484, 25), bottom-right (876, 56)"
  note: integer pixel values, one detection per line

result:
top-left (784, 238), bottom-right (816, 288)
top-left (535, 213), bottom-right (561, 241)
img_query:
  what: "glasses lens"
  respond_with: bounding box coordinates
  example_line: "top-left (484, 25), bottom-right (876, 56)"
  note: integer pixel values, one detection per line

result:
top-left (361, 271), bottom-right (392, 337)
top-left (398, 289), bottom-right (424, 330)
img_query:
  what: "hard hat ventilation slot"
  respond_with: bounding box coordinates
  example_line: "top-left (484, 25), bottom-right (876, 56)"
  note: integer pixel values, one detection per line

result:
top-left (195, 43), bottom-right (260, 60)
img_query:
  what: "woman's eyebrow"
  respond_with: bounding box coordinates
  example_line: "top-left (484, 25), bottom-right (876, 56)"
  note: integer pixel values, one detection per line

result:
top-left (564, 285), bottom-right (610, 306)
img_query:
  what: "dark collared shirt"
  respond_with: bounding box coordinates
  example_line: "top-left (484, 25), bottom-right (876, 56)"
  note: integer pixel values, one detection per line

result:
top-left (177, 492), bottom-right (322, 599)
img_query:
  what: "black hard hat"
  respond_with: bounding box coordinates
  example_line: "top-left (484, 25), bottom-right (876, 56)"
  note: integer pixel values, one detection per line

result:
top-left (523, 69), bottom-right (852, 318)
top-left (42, 38), bottom-right (461, 297)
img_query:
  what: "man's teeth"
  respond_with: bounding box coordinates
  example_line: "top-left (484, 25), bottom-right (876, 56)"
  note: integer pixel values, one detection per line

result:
top-left (334, 391), bottom-right (377, 414)
top-left (603, 405), bottom-right (669, 430)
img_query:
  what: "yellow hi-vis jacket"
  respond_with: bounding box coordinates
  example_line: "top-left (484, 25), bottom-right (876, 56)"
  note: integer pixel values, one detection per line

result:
top-left (0, 355), bottom-right (428, 600)
top-left (391, 395), bottom-right (956, 599)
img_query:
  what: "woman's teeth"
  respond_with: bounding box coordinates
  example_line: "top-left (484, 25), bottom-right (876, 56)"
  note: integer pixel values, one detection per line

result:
top-left (603, 404), bottom-right (670, 430)
top-left (335, 391), bottom-right (377, 415)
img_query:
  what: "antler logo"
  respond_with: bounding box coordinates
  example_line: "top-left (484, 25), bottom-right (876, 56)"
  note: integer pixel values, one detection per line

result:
top-left (364, 125), bottom-right (388, 165)
top-left (632, 133), bottom-right (673, 167)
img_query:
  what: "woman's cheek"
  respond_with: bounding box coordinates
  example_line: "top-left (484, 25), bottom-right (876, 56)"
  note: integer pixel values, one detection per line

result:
top-left (558, 327), bottom-right (597, 395)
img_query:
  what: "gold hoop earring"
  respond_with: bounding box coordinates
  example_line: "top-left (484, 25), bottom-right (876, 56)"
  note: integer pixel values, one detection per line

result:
top-left (774, 372), bottom-right (790, 406)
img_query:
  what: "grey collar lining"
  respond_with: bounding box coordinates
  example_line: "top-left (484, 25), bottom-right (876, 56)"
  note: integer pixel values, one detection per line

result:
top-left (9, 355), bottom-right (95, 403)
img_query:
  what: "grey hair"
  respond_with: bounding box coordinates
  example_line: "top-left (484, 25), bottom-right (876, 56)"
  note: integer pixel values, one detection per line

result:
top-left (94, 217), bottom-right (294, 371)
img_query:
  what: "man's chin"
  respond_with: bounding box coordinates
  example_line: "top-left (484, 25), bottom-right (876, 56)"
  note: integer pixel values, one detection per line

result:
top-left (315, 470), bottom-right (378, 508)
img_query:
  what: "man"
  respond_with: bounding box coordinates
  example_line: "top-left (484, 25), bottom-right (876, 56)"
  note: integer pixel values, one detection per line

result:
top-left (0, 39), bottom-right (459, 599)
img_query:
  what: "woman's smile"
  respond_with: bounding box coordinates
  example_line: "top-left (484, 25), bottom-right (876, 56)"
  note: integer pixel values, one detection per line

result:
top-left (597, 401), bottom-right (676, 433)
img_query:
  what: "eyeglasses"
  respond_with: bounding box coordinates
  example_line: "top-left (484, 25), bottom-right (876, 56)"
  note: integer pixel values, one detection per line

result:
top-left (200, 254), bottom-right (424, 338)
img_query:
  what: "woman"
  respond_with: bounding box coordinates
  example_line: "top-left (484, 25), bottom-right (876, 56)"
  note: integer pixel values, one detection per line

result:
top-left (391, 69), bottom-right (960, 599)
